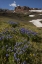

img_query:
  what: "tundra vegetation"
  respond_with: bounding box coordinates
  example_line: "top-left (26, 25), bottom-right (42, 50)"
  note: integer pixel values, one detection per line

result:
top-left (0, 13), bottom-right (42, 64)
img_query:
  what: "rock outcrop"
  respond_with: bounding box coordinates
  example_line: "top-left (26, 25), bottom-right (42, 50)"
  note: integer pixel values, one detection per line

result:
top-left (14, 6), bottom-right (30, 13)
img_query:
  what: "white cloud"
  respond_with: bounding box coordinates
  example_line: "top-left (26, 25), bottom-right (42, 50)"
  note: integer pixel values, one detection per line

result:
top-left (9, 1), bottom-right (20, 9)
top-left (9, 1), bottom-right (17, 7)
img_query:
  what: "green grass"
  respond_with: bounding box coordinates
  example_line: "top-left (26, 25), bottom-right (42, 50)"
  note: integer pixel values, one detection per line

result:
top-left (0, 15), bottom-right (42, 64)
top-left (0, 15), bottom-right (42, 44)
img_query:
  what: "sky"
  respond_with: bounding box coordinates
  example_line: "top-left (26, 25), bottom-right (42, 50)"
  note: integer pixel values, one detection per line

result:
top-left (0, 0), bottom-right (42, 10)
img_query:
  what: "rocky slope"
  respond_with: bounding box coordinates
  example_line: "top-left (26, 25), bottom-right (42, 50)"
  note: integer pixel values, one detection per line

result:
top-left (14, 6), bottom-right (42, 13)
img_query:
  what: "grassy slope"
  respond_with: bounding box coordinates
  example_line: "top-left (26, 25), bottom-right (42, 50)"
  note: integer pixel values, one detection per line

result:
top-left (0, 13), bottom-right (42, 64)
top-left (0, 13), bottom-right (42, 35)
top-left (0, 15), bottom-right (42, 42)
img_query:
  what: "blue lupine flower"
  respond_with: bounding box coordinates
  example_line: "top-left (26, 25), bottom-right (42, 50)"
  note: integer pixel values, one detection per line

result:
top-left (6, 45), bottom-right (8, 47)
top-left (11, 50), bottom-right (13, 52)
top-left (9, 47), bottom-right (11, 49)
top-left (20, 28), bottom-right (26, 34)
top-left (8, 21), bottom-right (19, 28)
top-left (0, 35), bottom-right (4, 41)
top-left (14, 53), bottom-right (17, 58)
top-left (22, 61), bottom-right (27, 64)
top-left (7, 48), bottom-right (11, 52)
top-left (17, 58), bottom-right (20, 62)
top-left (20, 28), bottom-right (37, 36)
top-left (8, 21), bottom-right (18, 25)
top-left (6, 35), bottom-right (12, 39)
top-left (18, 51), bottom-right (23, 55)
top-left (6, 54), bottom-right (9, 57)
top-left (1, 35), bottom-right (5, 40)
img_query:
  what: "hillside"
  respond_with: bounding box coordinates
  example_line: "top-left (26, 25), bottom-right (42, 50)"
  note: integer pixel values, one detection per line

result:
top-left (0, 6), bottom-right (42, 64)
